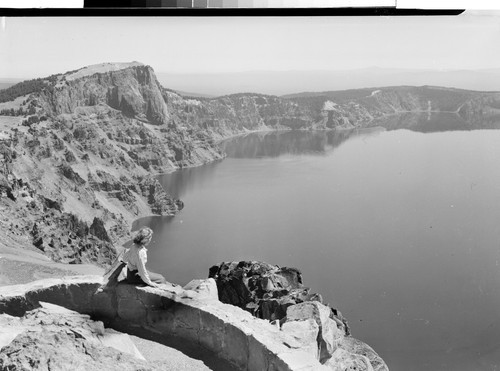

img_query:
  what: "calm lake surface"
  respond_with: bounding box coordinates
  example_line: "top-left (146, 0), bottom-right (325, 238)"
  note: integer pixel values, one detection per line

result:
top-left (135, 122), bottom-right (500, 370)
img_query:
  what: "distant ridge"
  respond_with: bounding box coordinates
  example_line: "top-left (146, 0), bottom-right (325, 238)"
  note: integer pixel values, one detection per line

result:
top-left (172, 89), bottom-right (216, 99)
top-left (157, 68), bottom-right (500, 97)
top-left (282, 85), bottom-right (500, 100)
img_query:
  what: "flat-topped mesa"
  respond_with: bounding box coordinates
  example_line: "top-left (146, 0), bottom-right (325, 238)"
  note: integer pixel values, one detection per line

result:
top-left (35, 62), bottom-right (170, 125)
top-left (63, 62), bottom-right (145, 81)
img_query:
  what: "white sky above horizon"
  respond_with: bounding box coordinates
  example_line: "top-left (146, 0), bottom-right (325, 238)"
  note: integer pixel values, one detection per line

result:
top-left (1, 12), bottom-right (500, 79)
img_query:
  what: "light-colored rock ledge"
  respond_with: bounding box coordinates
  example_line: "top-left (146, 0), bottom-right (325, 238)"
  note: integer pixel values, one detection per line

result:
top-left (0, 276), bottom-right (330, 371)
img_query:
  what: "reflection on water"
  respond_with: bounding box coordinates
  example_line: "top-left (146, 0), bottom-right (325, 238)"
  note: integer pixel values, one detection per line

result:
top-left (368, 112), bottom-right (470, 132)
top-left (221, 128), bottom-right (381, 158)
top-left (369, 111), bottom-right (500, 133)
top-left (156, 161), bottom-right (222, 199)
top-left (161, 112), bottom-right (497, 200)
top-left (159, 129), bottom-right (382, 198)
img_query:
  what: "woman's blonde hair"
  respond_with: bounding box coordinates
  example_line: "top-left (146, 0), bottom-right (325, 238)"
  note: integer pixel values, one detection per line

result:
top-left (133, 227), bottom-right (153, 245)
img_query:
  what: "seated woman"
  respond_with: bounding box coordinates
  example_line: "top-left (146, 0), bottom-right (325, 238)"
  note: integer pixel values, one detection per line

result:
top-left (122, 227), bottom-right (166, 287)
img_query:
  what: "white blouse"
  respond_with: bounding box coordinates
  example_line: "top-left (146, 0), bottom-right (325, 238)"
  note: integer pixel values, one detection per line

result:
top-left (122, 244), bottom-right (153, 285)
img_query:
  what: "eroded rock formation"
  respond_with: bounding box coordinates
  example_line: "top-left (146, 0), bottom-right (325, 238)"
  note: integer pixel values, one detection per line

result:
top-left (209, 261), bottom-right (347, 330)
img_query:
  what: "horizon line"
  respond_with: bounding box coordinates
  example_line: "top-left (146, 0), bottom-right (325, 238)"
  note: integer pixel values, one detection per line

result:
top-left (4, 65), bottom-right (500, 81)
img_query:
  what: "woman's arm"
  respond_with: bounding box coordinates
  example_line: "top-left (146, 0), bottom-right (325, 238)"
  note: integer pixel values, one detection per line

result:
top-left (137, 249), bottom-right (155, 286)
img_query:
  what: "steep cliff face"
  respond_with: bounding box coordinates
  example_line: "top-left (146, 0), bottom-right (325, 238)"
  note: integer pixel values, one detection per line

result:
top-left (162, 91), bottom-right (315, 140)
top-left (37, 63), bottom-right (170, 126)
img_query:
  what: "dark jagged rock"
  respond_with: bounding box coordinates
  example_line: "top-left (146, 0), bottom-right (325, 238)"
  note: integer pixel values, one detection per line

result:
top-left (30, 208), bottom-right (117, 266)
top-left (41, 196), bottom-right (62, 211)
top-left (58, 163), bottom-right (85, 185)
top-left (208, 260), bottom-right (349, 334)
top-left (89, 217), bottom-right (111, 242)
top-left (138, 177), bottom-right (183, 216)
top-left (0, 174), bottom-right (14, 201)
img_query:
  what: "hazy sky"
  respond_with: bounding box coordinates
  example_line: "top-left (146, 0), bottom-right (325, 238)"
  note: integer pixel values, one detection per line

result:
top-left (1, 12), bottom-right (500, 79)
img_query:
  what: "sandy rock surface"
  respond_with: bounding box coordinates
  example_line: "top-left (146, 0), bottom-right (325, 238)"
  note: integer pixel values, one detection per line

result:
top-left (0, 300), bottom-right (213, 371)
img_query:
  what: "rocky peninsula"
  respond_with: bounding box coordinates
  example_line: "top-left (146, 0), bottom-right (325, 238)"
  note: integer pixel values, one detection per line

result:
top-left (1, 62), bottom-right (500, 370)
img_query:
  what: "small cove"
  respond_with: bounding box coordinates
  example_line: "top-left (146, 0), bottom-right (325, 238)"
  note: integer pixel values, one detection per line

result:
top-left (135, 119), bottom-right (500, 370)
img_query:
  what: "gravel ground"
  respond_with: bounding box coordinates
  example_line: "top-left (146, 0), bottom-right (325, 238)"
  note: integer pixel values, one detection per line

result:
top-left (129, 334), bottom-right (212, 371)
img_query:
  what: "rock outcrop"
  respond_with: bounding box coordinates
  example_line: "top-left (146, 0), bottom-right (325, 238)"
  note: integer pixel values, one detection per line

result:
top-left (209, 261), bottom-right (348, 331)
top-left (209, 261), bottom-right (388, 371)
top-left (0, 302), bottom-right (155, 371)
top-left (209, 261), bottom-right (331, 322)
top-left (138, 177), bottom-right (184, 215)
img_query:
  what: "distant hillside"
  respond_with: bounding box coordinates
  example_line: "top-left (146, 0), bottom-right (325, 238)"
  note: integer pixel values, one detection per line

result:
top-left (284, 85), bottom-right (483, 112)
top-left (282, 85), bottom-right (500, 130)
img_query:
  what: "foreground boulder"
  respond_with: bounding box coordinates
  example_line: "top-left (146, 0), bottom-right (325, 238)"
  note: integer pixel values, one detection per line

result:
top-left (284, 301), bottom-right (343, 363)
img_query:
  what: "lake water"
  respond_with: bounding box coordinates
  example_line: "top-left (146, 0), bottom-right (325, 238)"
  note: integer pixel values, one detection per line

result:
top-left (135, 121), bottom-right (500, 370)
